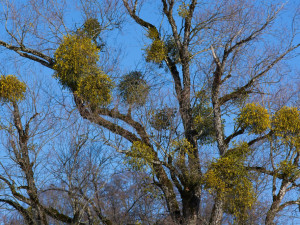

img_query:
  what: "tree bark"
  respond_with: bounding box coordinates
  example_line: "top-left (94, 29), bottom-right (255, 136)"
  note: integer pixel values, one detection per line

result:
top-left (265, 180), bottom-right (290, 225)
top-left (181, 189), bottom-right (201, 225)
top-left (12, 102), bottom-right (49, 225)
top-left (209, 196), bottom-right (224, 225)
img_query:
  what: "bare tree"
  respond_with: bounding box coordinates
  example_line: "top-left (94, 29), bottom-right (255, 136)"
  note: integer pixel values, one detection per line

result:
top-left (0, 0), bottom-right (299, 224)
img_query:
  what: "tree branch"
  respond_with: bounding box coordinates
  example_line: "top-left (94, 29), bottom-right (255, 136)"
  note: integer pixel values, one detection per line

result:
top-left (0, 199), bottom-right (34, 224)
top-left (0, 175), bottom-right (31, 205)
top-left (219, 43), bottom-right (300, 105)
top-left (122, 0), bottom-right (156, 30)
top-left (161, 0), bottom-right (181, 50)
top-left (277, 200), bottom-right (300, 212)
top-left (75, 97), bottom-right (141, 143)
top-left (224, 128), bottom-right (245, 146)
top-left (97, 107), bottom-right (150, 145)
top-left (224, 8), bottom-right (281, 57)
top-left (0, 40), bottom-right (54, 68)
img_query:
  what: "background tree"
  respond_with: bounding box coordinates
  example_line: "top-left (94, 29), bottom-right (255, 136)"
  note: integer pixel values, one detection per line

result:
top-left (0, 74), bottom-right (166, 224)
top-left (0, 0), bottom-right (299, 224)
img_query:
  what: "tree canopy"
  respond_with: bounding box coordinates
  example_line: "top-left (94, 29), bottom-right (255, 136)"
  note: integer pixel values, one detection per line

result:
top-left (0, 0), bottom-right (299, 224)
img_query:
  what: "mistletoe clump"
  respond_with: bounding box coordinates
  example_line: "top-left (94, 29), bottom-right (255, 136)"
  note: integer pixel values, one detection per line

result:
top-left (118, 71), bottom-right (149, 106)
top-left (237, 103), bottom-right (270, 134)
top-left (54, 30), bottom-right (113, 106)
top-left (272, 106), bottom-right (300, 137)
top-left (165, 37), bottom-right (180, 63)
top-left (177, 2), bottom-right (190, 18)
top-left (145, 40), bottom-right (167, 63)
top-left (125, 141), bottom-right (154, 171)
top-left (193, 91), bottom-right (216, 143)
top-left (83, 18), bottom-right (101, 40)
top-left (76, 72), bottom-right (113, 107)
top-left (277, 160), bottom-right (300, 180)
top-left (53, 34), bottom-right (100, 90)
top-left (204, 142), bottom-right (256, 222)
top-left (0, 75), bottom-right (26, 103)
top-left (145, 27), bottom-right (167, 63)
top-left (150, 107), bottom-right (176, 131)
top-left (272, 106), bottom-right (300, 147)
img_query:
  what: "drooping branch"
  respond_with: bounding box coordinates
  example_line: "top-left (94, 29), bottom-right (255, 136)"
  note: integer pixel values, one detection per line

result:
top-left (0, 175), bottom-right (31, 204)
top-left (0, 199), bottom-right (35, 224)
top-left (0, 40), bottom-right (54, 68)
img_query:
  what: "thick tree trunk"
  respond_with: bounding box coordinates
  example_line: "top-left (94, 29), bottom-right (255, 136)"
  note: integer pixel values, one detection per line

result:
top-left (209, 197), bottom-right (224, 225)
top-left (181, 189), bottom-right (201, 225)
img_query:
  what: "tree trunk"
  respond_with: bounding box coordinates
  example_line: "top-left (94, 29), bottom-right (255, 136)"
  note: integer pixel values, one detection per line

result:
top-left (12, 103), bottom-right (49, 225)
top-left (181, 190), bottom-right (201, 225)
top-left (209, 197), bottom-right (224, 225)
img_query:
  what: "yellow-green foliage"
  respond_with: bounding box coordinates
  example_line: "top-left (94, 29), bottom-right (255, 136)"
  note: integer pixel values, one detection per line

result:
top-left (170, 138), bottom-right (195, 156)
top-left (83, 18), bottom-right (101, 40)
top-left (53, 34), bottom-right (99, 90)
top-left (205, 142), bottom-right (256, 221)
top-left (53, 33), bottom-right (113, 105)
top-left (194, 111), bottom-right (215, 143)
top-left (226, 141), bottom-right (252, 158)
top-left (145, 39), bottom-right (167, 63)
top-left (125, 141), bottom-right (154, 171)
top-left (178, 2), bottom-right (190, 18)
top-left (237, 103), bottom-right (270, 134)
top-left (170, 139), bottom-right (199, 180)
top-left (277, 160), bottom-right (300, 180)
top-left (147, 27), bottom-right (159, 40)
top-left (145, 27), bottom-right (167, 63)
top-left (76, 72), bottom-right (113, 107)
top-left (272, 107), bottom-right (300, 146)
top-left (0, 75), bottom-right (26, 102)
top-left (193, 91), bottom-right (216, 143)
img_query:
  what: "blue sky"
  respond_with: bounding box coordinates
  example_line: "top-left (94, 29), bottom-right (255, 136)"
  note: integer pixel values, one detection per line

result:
top-left (0, 0), bottom-right (299, 223)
